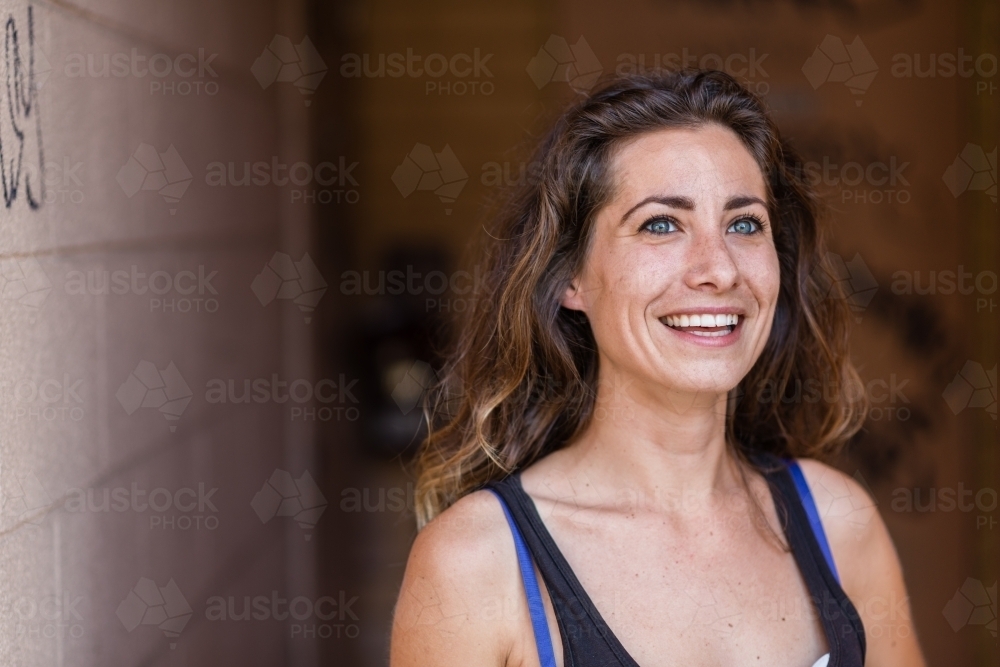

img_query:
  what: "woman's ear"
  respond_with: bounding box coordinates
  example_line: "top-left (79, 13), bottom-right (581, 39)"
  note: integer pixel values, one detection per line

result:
top-left (560, 280), bottom-right (586, 312)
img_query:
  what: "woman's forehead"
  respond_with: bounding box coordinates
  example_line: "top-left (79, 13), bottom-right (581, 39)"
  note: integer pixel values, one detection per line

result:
top-left (608, 125), bottom-right (767, 203)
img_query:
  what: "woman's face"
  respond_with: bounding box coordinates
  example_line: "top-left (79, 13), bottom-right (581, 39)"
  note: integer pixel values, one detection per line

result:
top-left (562, 123), bottom-right (781, 399)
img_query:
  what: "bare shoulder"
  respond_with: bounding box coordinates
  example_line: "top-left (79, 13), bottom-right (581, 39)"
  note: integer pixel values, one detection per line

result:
top-left (390, 489), bottom-right (521, 667)
top-left (411, 488), bottom-right (515, 564)
top-left (793, 458), bottom-right (883, 552)
top-left (793, 457), bottom-right (890, 587)
top-left (795, 458), bottom-right (927, 666)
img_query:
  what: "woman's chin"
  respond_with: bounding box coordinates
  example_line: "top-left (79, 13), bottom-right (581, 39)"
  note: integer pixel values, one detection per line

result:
top-left (644, 363), bottom-right (746, 399)
top-left (646, 383), bottom-right (741, 404)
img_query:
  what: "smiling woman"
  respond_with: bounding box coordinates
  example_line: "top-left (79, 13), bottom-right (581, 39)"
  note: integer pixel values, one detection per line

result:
top-left (390, 71), bottom-right (927, 667)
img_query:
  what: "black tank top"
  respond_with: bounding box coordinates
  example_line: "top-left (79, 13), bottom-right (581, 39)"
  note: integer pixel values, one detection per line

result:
top-left (485, 454), bottom-right (866, 667)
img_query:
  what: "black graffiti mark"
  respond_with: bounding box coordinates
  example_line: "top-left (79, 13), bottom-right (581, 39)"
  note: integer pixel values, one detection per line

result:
top-left (1, 5), bottom-right (44, 209)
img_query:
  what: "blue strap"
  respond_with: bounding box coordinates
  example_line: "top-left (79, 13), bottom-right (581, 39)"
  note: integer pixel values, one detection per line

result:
top-left (787, 460), bottom-right (841, 584)
top-left (487, 489), bottom-right (557, 667)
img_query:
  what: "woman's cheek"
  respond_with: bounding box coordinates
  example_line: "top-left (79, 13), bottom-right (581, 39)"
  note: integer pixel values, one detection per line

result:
top-left (764, 250), bottom-right (782, 307)
top-left (741, 248), bottom-right (781, 308)
top-left (622, 247), bottom-right (677, 292)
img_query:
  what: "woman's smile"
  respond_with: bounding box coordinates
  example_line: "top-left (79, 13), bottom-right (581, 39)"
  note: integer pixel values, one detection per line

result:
top-left (659, 309), bottom-right (745, 345)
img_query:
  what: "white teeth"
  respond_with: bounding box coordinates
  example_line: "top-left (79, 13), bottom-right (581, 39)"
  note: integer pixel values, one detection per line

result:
top-left (663, 313), bottom-right (740, 330)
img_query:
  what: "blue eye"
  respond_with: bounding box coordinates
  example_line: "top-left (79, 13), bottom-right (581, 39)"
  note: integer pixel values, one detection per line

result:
top-left (728, 216), bottom-right (764, 235)
top-left (641, 217), bottom-right (678, 235)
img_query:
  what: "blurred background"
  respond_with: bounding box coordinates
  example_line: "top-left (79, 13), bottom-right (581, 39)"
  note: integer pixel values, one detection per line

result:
top-left (0, 0), bottom-right (996, 664)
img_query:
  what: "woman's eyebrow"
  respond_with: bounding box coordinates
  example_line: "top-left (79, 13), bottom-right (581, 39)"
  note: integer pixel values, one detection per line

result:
top-left (620, 195), bottom-right (694, 224)
top-left (724, 195), bottom-right (767, 210)
top-left (619, 194), bottom-right (766, 226)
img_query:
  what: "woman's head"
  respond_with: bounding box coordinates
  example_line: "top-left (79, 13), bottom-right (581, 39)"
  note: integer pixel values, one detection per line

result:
top-left (560, 122), bottom-right (781, 402)
top-left (414, 70), bottom-right (866, 527)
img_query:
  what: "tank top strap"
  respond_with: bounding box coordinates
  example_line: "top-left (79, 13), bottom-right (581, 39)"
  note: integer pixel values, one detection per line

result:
top-left (786, 459), bottom-right (841, 583)
top-left (485, 487), bottom-right (558, 667)
top-left (751, 452), bottom-right (867, 667)
top-left (485, 474), bottom-right (638, 667)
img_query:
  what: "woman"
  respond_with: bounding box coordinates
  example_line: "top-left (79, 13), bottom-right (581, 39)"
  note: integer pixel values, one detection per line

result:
top-left (391, 71), bottom-right (925, 667)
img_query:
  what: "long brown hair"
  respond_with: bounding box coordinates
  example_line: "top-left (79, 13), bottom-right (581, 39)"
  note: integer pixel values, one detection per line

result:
top-left (413, 70), bottom-right (867, 528)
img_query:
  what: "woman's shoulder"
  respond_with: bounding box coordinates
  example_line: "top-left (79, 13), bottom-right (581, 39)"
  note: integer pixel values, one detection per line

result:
top-left (391, 488), bottom-right (522, 664)
top-left (792, 458), bottom-right (926, 664)
top-left (411, 487), bottom-right (518, 569)
top-left (791, 458), bottom-right (899, 595)
top-left (792, 458), bottom-right (881, 544)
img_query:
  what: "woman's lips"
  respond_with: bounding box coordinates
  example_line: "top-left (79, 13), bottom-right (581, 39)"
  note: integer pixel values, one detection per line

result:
top-left (658, 313), bottom-right (744, 345)
top-left (662, 313), bottom-right (739, 329)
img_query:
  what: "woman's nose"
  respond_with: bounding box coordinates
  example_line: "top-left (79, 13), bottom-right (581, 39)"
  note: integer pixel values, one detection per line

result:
top-left (682, 230), bottom-right (740, 291)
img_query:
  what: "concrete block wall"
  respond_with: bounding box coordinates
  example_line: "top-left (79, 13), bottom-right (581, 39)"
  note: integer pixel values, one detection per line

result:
top-left (0, 0), bottom-right (324, 664)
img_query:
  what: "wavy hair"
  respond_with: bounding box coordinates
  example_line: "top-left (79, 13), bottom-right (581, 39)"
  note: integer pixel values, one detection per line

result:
top-left (413, 70), bottom-right (867, 528)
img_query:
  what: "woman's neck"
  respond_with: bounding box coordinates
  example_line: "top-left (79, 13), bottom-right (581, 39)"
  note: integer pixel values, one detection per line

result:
top-left (547, 364), bottom-right (743, 510)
